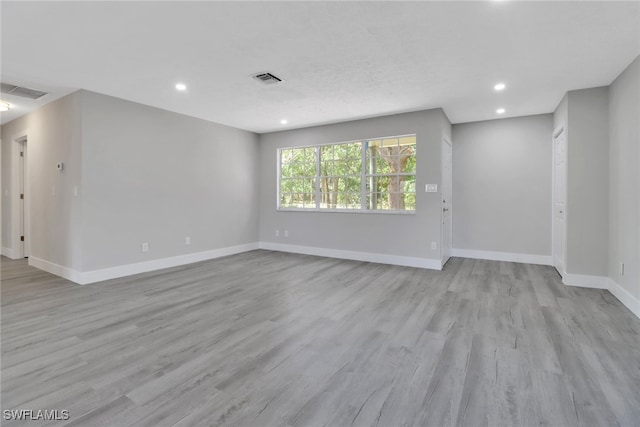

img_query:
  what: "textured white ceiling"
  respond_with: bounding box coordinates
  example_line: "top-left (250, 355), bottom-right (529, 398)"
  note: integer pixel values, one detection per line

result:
top-left (1, 1), bottom-right (639, 132)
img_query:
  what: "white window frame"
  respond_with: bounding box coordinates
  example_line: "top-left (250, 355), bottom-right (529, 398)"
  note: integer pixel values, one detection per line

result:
top-left (277, 134), bottom-right (416, 214)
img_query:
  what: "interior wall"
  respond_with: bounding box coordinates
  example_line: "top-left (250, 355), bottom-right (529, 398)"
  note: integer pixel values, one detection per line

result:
top-left (79, 90), bottom-right (260, 271)
top-left (258, 109), bottom-right (448, 263)
top-left (565, 87), bottom-right (610, 277)
top-left (452, 115), bottom-right (553, 256)
top-left (609, 55), bottom-right (640, 301)
top-left (0, 92), bottom-right (83, 267)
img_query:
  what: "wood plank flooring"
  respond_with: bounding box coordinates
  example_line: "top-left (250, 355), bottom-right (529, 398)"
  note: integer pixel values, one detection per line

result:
top-left (1, 251), bottom-right (639, 426)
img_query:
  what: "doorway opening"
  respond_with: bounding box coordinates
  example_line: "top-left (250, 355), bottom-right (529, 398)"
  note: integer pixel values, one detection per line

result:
top-left (441, 138), bottom-right (452, 266)
top-left (552, 127), bottom-right (566, 276)
top-left (16, 136), bottom-right (29, 259)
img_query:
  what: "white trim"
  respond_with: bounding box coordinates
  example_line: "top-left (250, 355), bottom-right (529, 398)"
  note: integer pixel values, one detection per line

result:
top-left (451, 248), bottom-right (553, 266)
top-left (562, 273), bottom-right (609, 289)
top-left (551, 126), bottom-right (567, 274)
top-left (441, 137), bottom-right (452, 266)
top-left (276, 208), bottom-right (415, 215)
top-left (560, 274), bottom-right (640, 320)
top-left (29, 256), bottom-right (83, 282)
top-left (608, 278), bottom-right (640, 319)
top-left (26, 243), bottom-right (640, 320)
top-left (276, 148), bottom-right (281, 210)
top-left (1, 246), bottom-right (19, 260)
top-left (276, 133), bottom-right (417, 151)
top-left (259, 241), bottom-right (442, 270)
top-left (20, 136), bottom-right (31, 259)
top-left (29, 243), bottom-right (259, 285)
top-left (9, 129), bottom-right (29, 260)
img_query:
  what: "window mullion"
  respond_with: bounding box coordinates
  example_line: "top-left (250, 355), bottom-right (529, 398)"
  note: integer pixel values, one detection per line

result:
top-left (277, 149), bottom-right (281, 210)
top-left (361, 141), bottom-right (367, 211)
top-left (315, 146), bottom-right (320, 209)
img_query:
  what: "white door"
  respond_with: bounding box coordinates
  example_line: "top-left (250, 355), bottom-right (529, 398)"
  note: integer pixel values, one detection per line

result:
top-left (441, 139), bottom-right (452, 265)
top-left (553, 128), bottom-right (566, 275)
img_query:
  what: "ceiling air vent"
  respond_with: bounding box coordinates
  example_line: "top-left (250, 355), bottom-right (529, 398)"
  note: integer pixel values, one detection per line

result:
top-left (252, 72), bottom-right (283, 85)
top-left (1, 83), bottom-right (48, 99)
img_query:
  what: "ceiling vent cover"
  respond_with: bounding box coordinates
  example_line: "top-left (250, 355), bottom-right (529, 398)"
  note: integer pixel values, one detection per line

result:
top-left (1, 83), bottom-right (48, 99)
top-left (252, 72), bottom-right (283, 85)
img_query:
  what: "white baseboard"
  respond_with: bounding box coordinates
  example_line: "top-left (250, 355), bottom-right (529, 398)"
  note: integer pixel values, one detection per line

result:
top-left (30, 242), bottom-right (260, 285)
top-left (562, 273), bottom-right (609, 289)
top-left (29, 256), bottom-right (84, 283)
top-left (259, 241), bottom-right (442, 270)
top-left (561, 274), bottom-right (639, 320)
top-left (451, 248), bottom-right (553, 266)
top-left (26, 241), bottom-right (640, 321)
top-left (2, 246), bottom-right (19, 260)
top-left (607, 279), bottom-right (640, 319)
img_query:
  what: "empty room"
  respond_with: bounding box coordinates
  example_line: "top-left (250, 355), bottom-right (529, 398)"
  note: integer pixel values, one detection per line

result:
top-left (1, 1), bottom-right (639, 426)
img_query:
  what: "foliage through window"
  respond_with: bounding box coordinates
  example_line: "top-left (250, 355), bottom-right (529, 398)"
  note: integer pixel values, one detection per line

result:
top-left (279, 135), bottom-right (416, 212)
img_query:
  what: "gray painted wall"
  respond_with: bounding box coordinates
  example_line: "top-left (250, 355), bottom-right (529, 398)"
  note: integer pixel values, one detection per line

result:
top-left (79, 91), bottom-right (260, 271)
top-left (1, 92), bottom-right (83, 267)
top-left (452, 115), bottom-right (553, 256)
top-left (0, 62), bottom-right (635, 306)
top-left (566, 87), bottom-right (610, 277)
top-left (609, 55), bottom-right (640, 301)
top-left (1, 90), bottom-right (260, 272)
top-left (258, 110), bottom-right (449, 261)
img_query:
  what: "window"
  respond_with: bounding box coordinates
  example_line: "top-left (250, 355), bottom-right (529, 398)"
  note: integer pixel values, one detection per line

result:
top-left (319, 142), bottom-right (363, 210)
top-left (366, 136), bottom-right (417, 211)
top-left (279, 147), bottom-right (317, 209)
top-left (278, 134), bottom-right (416, 212)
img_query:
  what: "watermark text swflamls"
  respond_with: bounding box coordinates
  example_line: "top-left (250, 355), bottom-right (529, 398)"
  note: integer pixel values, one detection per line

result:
top-left (3, 409), bottom-right (70, 421)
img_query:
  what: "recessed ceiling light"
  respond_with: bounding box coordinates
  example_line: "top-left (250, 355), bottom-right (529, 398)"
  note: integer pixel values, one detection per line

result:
top-left (0, 101), bottom-right (10, 112)
top-left (494, 83), bottom-right (506, 91)
top-left (280, 119), bottom-right (288, 125)
top-left (175, 83), bottom-right (187, 91)
top-left (496, 108), bottom-right (506, 114)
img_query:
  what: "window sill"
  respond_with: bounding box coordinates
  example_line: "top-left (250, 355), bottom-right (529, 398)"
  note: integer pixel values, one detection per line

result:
top-left (276, 208), bottom-right (416, 215)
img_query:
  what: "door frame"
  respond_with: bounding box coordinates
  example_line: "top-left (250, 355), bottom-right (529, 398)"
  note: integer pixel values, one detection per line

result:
top-left (441, 137), bottom-right (453, 266)
top-left (12, 131), bottom-right (30, 259)
top-left (552, 126), bottom-right (566, 276)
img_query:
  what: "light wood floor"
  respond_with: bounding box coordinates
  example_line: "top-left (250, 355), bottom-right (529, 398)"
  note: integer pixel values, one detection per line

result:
top-left (2, 251), bottom-right (639, 426)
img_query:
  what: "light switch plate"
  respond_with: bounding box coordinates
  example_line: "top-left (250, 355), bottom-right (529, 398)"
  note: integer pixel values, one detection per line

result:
top-left (426, 184), bottom-right (438, 193)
